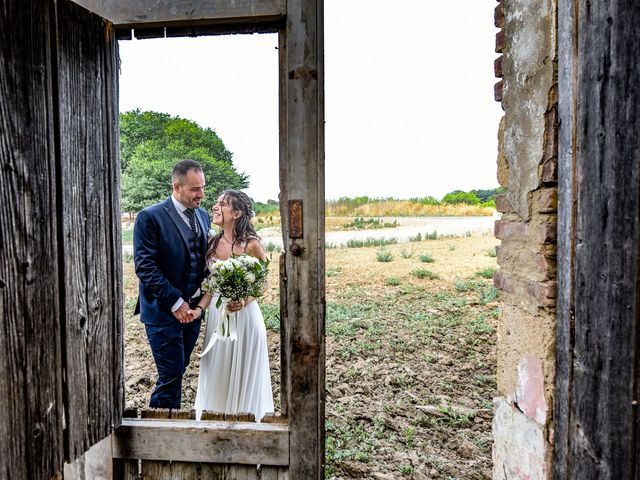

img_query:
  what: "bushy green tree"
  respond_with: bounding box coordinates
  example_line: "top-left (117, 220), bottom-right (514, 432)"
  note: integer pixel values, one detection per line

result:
top-left (441, 190), bottom-right (481, 205)
top-left (120, 110), bottom-right (247, 213)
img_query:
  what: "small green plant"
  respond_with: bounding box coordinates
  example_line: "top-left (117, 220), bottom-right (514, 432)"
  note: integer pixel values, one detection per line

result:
top-left (411, 268), bottom-right (439, 280)
top-left (400, 464), bottom-right (414, 475)
top-left (476, 267), bottom-right (496, 279)
top-left (121, 229), bottom-right (134, 244)
top-left (448, 243), bottom-right (457, 251)
top-left (264, 241), bottom-right (280, 253)
top-left (465, 230), bottom-right (473, 237)
top-left (261, 304), bottom-right (280, 331)
top-left (487, 246), bottom-right (497, 257)
top-left (343, 216), bottom-right (398, 230)
top-left (376, 249), bottom-right (394, 262)
top-left (479, 286), bottom-right (499, 304)
top-left (419, 253), bottom-right (434, 263)
top-left (122, 251), bottom-right (134, 263)
top-left (325, 242), bottom-right (337, 249)
top-left (408, 232), bottom-right (422, 242)
top-left (327, 266), bottom-right (342, 277)
top-left (387, 277), bottom-right (401, 286)
top-left (399, 246), bottom-right (415, 259)
top-left (425, 230), bottom-right (438, 240)
top-left (346, 237), bottom-right (398, 248)
top-left (435, 405), bottom-right (476, 427)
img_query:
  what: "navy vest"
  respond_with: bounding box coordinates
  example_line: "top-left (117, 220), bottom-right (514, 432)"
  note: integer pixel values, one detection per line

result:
top-left (185, 220), bottom-right (204, 298)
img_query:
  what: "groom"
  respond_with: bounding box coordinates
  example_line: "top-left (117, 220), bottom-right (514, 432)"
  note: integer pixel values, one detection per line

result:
top-left (133, 159), bottom-right (210, 409)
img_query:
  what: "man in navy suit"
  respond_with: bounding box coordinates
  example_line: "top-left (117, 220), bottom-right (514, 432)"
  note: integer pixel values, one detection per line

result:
top-left (133, 159), bottom-right (211, 409)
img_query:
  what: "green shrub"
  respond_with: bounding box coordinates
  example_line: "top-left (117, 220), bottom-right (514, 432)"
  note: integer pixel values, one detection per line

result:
top-left (476, 267), bottom-right (496, 279)
top-left (419, 253), bottom-right (434, 263)
top-left (376, 250), bottom-right (394, 262)
top-left (387, 277), bottom-right (401, 286)
top-left (411, 269), bottom-right (439, 280)
top-left (346, 237), bottom-right (398, 248)
top-left (487, 246), bottom-right (497, 257)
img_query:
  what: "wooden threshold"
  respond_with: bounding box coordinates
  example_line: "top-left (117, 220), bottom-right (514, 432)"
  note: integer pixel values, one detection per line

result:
top-left (112, 418), bottom-right (289, 466)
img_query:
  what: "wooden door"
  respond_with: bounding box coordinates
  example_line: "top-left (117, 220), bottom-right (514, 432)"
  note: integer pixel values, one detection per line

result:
top-left (0, 1), bottom-right (122, 477)
top-left (555, 0), bottom-right (640, 477)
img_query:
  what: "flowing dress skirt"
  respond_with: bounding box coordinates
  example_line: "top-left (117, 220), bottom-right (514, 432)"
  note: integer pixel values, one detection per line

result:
top-left (194, 299), bottom-right (274, 422)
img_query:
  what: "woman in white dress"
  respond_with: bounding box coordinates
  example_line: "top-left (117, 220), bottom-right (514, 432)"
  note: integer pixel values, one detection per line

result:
top-left (190, 190), bottom-right (274, 422)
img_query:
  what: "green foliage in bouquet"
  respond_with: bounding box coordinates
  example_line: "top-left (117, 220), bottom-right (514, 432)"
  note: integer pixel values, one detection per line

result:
top-left (201, 254), bottom-right (269, 308)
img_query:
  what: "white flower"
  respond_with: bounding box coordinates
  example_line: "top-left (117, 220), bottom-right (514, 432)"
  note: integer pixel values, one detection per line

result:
top-left (208, 228), bottom-right (216, 239)
top-left (246, 273), bottom-right (256, 283)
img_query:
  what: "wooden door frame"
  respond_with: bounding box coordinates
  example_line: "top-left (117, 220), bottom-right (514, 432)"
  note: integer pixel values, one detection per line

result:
top-left (71, 1), bottom-right (326, 477)
top-left (555, 0), bottom-right (640, 477)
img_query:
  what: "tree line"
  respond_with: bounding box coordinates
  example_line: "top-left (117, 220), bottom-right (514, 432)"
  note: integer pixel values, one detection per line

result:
top-left (120, 110), bottom-right (503, 214)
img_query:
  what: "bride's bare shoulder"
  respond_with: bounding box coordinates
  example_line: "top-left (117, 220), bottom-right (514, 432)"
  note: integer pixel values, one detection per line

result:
top-left (245, 237), bottom-right (267, 260)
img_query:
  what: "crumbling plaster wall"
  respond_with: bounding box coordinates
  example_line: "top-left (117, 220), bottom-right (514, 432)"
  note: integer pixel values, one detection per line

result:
top-left (492, 0), bottom-right (557, 478)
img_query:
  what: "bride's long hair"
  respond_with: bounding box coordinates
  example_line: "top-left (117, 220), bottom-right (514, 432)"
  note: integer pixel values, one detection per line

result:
top-left (207, 190), bottom-right (260, 259)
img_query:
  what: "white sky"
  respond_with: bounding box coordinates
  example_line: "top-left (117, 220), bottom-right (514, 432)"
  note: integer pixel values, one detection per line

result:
top-left (118, 0), bottom-right (502, 203)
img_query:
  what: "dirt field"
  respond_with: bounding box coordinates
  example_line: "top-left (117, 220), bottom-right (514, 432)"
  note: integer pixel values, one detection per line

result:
top-left (123, 232), bottom-right (498, 479)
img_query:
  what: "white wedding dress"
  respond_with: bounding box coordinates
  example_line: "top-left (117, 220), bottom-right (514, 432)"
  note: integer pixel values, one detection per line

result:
top-left (194, 294), bottom-right (274, 422)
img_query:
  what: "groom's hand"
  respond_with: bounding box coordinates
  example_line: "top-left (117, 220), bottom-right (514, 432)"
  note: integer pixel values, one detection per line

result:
top-left (173, 302), bottom-right (192, 323)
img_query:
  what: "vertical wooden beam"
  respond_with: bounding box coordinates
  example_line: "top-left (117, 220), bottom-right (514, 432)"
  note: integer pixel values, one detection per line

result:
top-left (554, 0), bottom-right (577, 476)
top-left (0, 1), bottom-right (64, 478)
top-left (555, 0), bottom-right (640, 477)
top-left (55, 0), bottom-right (123, 461)
top-left (280, 0), bottom-right (325, 477)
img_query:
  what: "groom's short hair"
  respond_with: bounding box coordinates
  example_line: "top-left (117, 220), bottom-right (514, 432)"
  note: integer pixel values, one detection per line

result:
top-left (172, 159), bottom-right (203, 184)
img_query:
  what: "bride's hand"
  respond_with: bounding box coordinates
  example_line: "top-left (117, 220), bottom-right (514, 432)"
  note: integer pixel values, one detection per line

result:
top-left (226, 299), bottom-right (246, 312)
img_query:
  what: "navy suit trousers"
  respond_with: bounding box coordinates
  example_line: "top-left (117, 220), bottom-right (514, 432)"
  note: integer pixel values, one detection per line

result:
top-left (145, 319), bottom-right (202, 409)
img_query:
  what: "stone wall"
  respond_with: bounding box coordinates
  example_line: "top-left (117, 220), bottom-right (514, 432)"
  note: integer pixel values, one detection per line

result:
top-left (491, 0), bottom-right (557, 478)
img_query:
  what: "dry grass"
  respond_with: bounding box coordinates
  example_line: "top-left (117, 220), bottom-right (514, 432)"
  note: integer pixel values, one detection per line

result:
top-left (326, 201), bottom-right (494, 217)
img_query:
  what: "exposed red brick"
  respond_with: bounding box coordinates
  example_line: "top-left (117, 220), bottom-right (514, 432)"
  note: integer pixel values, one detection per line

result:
top-left (516, 357), bottom-right (547, 424)
top-left (542, 157), bottom-right (558, 183)
top-left (495, 220), bottom-right (528, 241)
top-left (494, 56), bottom-right (503, 78)
top-left (496, 270), bottom-right (556, 305)
top-left (494, 3), bottom-right (505, 28)
top-left (495, 193), bottom-right (512, 213)
top-left (494, 80), bottom-right (504, 102)
top-left (535, 219), bottom-right (557, 244)
top-left (543, 105), bottom-right (558, 163)
top-left (496, 30), bottom-right (506, 53)
top-left (533, 188), bottom-right (557, 213)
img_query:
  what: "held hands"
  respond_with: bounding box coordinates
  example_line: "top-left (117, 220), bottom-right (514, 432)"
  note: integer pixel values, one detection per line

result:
top-left (173, 302), bottom-right (193, 324)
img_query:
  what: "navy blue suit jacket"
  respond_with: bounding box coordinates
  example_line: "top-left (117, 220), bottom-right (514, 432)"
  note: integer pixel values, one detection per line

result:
top-left (133, 197), bottom-right (210, 326)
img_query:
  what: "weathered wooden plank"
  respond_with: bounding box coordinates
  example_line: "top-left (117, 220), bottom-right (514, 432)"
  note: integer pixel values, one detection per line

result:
top-left (554, 0), bottom-right (640, 478)
top-left (223, 464), bottom-right (259, 479)
top-left (113, 409), bottom-right (139, 479)
top-left (56, 0), bottom-right (123, 461)
top-left (70, 0), bottom-right (286, 28)
top-left (0, 1), bottom-right (64, 478)
top-left (113, 419), bottom-right (289, 465)
top-left (260, 466), bottom-right (289, 479)
top-left (280, 0), bottom-right (326, 477)
top-left (553, 0), bottom-right (576, 476)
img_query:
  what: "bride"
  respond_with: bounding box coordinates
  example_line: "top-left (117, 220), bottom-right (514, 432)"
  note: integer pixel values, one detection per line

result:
top-left (190, 190), bottom-right (274, 422)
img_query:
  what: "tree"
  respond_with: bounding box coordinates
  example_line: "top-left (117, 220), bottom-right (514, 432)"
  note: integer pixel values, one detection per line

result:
top-left (441, 191), bottom-right (481, 205)
top-left (120, 110), bottom-right (248, 213)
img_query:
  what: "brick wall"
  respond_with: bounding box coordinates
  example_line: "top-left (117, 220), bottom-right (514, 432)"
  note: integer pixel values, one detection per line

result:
top-left (491, 0), bottom-right (557, 478)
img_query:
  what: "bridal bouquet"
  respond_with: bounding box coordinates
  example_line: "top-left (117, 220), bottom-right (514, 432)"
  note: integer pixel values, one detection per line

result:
top-left (199, 254), bottom-right (269, 351)
top-left (201, 254), bottom-right (270, 307)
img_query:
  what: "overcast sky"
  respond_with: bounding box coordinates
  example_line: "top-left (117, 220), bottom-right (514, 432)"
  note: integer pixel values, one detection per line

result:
top-left (118, 0), bottom-right (502, 203)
